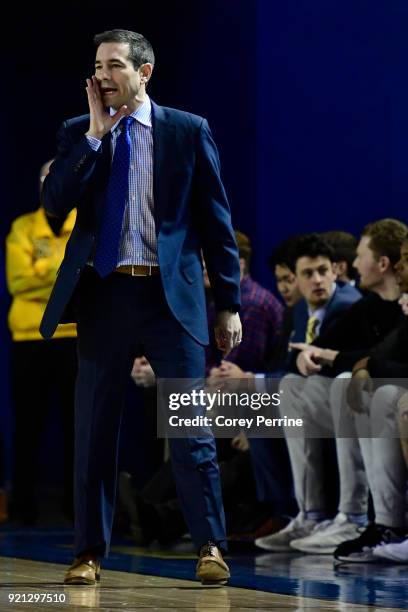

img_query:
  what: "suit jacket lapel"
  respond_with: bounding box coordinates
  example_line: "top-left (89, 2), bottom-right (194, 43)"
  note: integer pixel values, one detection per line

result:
top-left (320, 285), bottom-right (338, 334)
top-left (93, 131), bottom-right (112, 225)
top-left (151, 101), bottom-right (176, 232)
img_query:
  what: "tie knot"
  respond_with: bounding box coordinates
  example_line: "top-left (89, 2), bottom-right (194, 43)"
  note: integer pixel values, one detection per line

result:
top-left (120, 115), bottom-right (135, 132)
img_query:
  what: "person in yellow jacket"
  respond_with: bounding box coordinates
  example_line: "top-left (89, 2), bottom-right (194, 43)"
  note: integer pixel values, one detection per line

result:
top-left (6, 160), bottom-right (77, 525)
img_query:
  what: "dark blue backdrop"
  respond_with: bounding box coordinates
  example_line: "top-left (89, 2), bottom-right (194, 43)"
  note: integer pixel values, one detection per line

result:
top-left (1, 0), bottom-right (407, 484)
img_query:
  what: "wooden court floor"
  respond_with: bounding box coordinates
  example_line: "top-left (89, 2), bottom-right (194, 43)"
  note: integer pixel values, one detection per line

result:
top-left (0, 557), bottom-right (406, 611)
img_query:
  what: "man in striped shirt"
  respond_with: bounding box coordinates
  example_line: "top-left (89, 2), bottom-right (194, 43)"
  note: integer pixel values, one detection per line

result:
top-left (40, 29), bottom-right (241, 587)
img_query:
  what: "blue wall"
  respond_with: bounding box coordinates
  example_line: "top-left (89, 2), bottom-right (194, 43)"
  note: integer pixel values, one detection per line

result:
top-left (254, 0), bottom-right (408, 283)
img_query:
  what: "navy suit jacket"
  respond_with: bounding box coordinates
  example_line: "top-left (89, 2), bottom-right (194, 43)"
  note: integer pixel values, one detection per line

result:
top-left (40, 101), bottom-right (241, 344)
top-left (287, 282), bottom-right (362, 371)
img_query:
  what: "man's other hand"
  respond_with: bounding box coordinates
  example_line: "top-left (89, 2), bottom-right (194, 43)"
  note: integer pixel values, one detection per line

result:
top-left (130, 356), bottom-right (156, 388)
top-left (214, 311), bottom-right (242, 357)
top-left (231, 431), bottom-right (250, 452)
top-left (296, 349), bottom-right (322, 376)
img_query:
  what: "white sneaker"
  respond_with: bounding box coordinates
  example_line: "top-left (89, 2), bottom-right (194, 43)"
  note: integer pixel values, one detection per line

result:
top-left (372, 537), bottom-right (408, 563)
top-left (255, 512), bottom-right (317, 552)
top-left (290, 513), bottom-right (361, 554)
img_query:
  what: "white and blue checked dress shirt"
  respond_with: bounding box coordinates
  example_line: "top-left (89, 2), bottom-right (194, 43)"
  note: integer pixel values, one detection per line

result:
top-left (86, 95), bottom-right (158, 266)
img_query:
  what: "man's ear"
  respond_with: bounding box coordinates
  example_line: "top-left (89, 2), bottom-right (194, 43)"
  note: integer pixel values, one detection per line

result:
top-left (139, 63), bottom-right (153, 83)
top-left (336, 261), bottom-right (347, 277)
top-left (378, 255), bottom-right (390, 274)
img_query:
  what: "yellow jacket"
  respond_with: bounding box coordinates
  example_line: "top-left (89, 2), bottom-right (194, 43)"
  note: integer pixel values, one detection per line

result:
top-left (6, 207), bottom-right (77, 341)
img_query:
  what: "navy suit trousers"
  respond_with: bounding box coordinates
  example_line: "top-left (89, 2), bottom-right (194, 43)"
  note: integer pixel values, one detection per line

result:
top-left (73, 267), bottom-right (226, 556)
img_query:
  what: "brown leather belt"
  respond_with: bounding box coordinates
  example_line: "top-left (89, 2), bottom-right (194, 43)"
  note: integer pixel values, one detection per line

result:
top-left (116, 265), bottom-right (160, 276)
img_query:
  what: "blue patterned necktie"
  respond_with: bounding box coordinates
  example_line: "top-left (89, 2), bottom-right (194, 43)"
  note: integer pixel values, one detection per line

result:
top-left (94, 115), bottom-right (135, 277)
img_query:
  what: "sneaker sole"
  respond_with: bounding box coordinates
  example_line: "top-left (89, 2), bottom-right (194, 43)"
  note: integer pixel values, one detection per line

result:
top-left (255, 543), bottom-right (296, 552)
top-left (290, 543), bottom-right (336, 554)
top-left (334, 553), bottom-right (379, 563)
top-left (373, 551), bottom-right (408, 563)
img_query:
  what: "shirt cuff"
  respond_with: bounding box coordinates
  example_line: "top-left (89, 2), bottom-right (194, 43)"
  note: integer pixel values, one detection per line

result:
top-left (86, 135), bottom-right (102, 150)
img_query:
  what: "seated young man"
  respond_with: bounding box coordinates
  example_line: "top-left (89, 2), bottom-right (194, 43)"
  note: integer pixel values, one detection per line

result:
top-left (333, 235), bottom-right (408, 562)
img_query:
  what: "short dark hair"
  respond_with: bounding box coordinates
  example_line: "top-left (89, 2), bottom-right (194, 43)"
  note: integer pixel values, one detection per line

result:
top-left (292, 233), bottom-right (335, 269)
top-left (235, 230), bottom-right (251, 273)
top-left (362, 218), bottom-right (407, 267)
top-left (94, 29), bottom-right (155, 69)
top-left (322, 231), bottom-right (358, 280)
top-left (268, 236), bottom-right (302, 273)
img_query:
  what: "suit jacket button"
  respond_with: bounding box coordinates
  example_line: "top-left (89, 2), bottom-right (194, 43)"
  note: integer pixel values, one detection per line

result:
top-left (76, 268), bottom-right (81, 274)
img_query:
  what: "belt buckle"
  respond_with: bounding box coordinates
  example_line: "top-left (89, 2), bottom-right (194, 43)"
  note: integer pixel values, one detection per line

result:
top-left (131, 265), bottom-right (151, 276)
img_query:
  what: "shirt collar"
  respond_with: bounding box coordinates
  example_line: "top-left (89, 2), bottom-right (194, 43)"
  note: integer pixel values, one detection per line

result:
top-left (307, 305), bottom-right (326, 324)
top-left (110, 95), bottom-right (152, 132)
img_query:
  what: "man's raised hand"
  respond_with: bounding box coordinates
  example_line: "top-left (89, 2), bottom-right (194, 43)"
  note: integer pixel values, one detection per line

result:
top-left (85, 76), bottom-right (128, 139)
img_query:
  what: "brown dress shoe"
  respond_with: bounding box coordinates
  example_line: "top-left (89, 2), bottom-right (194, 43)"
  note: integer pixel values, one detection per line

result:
top-left (64, 557), bottom-right (101, 585)
top-left (196, 542), bottom-right (230, 585)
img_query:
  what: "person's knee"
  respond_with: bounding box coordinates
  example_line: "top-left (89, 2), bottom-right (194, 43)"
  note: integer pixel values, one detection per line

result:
top-left (369, 385), bottom-right (402, 436)
top-left (371, 385), bottom-right (400, 414)
top-left (280, 373), bottom-right (304, 401)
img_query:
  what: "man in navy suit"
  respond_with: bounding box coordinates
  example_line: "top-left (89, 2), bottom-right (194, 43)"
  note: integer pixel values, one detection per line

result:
top-left (40, 29), bottom-right (242, 585)
top-left (287, 237), bottom-right (361, 366)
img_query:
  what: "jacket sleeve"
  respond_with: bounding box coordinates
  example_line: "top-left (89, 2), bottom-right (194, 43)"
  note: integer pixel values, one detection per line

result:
top-left (314, 300), bottom-right (363, 351)
top-left (42, 120), bottom-right (102, 218)
top-left (367, 322), bottom-right (408, 378)
top-left (194, 119), bottom-right (241, 311)
top-left (332, 349), bottom-right (370, 374)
